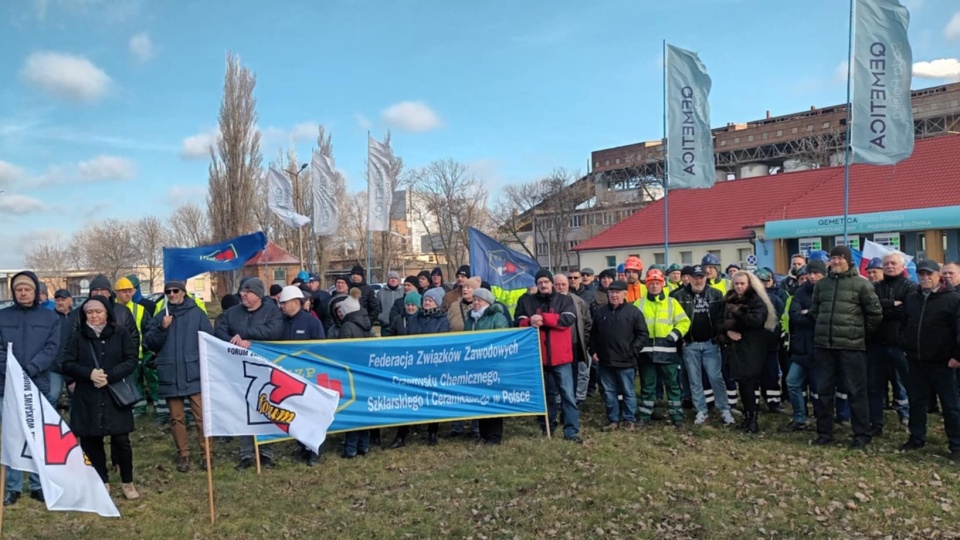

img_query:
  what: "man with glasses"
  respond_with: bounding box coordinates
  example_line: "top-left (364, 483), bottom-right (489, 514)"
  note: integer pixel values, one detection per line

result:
top-left (144, 280), bottom-right (215, 473)
top-left (516, 270), bottom-right (580, 442)
top-left (214, 278), bottom-right (284, 469)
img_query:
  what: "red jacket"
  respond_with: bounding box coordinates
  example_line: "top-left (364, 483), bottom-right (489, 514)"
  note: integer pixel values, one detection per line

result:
top-left (515, 292), bottom-right (577, 366)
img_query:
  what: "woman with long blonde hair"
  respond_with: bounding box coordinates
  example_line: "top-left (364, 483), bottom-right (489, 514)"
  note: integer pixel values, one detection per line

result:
top-left (718, 271), bottom-right (778, 433)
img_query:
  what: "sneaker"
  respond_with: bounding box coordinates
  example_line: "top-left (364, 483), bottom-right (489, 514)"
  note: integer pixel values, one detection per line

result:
top-left (601, 422), bottom-right (620, 432)
top-left (720, 410), bottom-right (736, 425)
top-left (176, 456), bottom-right (190, 473)
top-left (2, 492), bottom-right (19, 506)
top-left (29, 489), bottom-right (44, 503)
top-left (694, 412), bottom-right (709, 425)
top-left (339, 452), bottom-right (356, 459)
top-left (121, 483), bottom-right (140, 500)
top-left (811, 436), bottom-right (834, 446)
top-left (899, 439), bottom-right (925, 451)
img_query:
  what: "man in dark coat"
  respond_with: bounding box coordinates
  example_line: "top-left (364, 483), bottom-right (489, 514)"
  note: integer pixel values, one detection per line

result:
top-left (214, 277), bottom-right (283, 470)
top-left (810, 246), bottom-right (883, 449)
top-left (898, 261), bottom-right (960, 462)
top-left (348, 265), bottom-right (380, 323)
top-left (591, 280), bottom-right (647, 430)
top-left (144, 280), bottom-right (214, 473)
top-left (0, 271), bottom-right (60, 506)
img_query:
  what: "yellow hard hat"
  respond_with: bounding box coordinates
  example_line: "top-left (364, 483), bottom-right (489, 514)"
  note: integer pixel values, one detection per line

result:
top-left (115, 277), bottom-right (134, 291)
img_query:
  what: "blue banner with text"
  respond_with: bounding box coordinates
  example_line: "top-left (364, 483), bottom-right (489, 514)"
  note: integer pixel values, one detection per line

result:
top-left (250, 327), bottom-right (546, 442)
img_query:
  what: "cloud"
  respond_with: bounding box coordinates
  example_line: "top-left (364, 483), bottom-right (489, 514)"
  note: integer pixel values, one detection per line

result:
top-left (354, 114), bottom-right (372, 130)
top-left (261, 122), bottom-right (318, 147)
top-left (381, 101), bottom-right (443, 133)
top-left (0, 194), bottom-right (47, 215)
top-left (947, 12), bottom-right (960, 41)
top-left (77, 155), bottom-right (136, 181)
top-left (0, 161), bottom-right (28, 188)
top-left (180, 129), bottom-right (219, 159)
top-left (166, 185), bottom-right (207, 205)
top-left (913, 59), bottom-right (960, 81)
top-left (21, 51), bottom-right (111, 103)
top-left (129, 32), bottom-right (153, 62)
top-left (26, 155), bottom-right (137, 186)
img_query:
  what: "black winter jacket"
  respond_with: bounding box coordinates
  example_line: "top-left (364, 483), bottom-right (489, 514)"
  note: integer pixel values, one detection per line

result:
top-left (871, 273), bottom-right (913, 346)
top-left (811, 267), bottom-right (882, 351)
top-left (407, 309), bottom-right (451, 335)
top-left (337, 310), bottom-right (373, 339)
top-left (671, 285), bottom-right (724, 342)
top-left (144, 298), bottom-right (213, 398)
top-left (350, 279), bottom-right (380, 324)
top-left (719, 292), bottom-right (769, 381)
top-left (788, 282), bottom-right (817, 368)
top-left (61, 319), bottom-right (138, 437)
top-left (282, 309), bottom-right (326, 341)
top-left (589, 302), bottom-right (648, 369)
top-left (0, 270), bottom-right (61, 396)
top-left (214, 300), bottom-right (283, 342)
top-left (900, 284), bottom-right (960, 365)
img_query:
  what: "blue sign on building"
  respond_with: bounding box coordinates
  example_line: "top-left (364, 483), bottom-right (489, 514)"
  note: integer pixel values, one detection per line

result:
top-left (764, 205), bottom-right (960, 239)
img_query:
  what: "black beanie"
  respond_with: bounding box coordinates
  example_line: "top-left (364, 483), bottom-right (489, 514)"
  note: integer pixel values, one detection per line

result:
top-left (829, 245), bottom-right (853, 265)
top-left (598, 269), bottom-right (616, 280)
top-left (535, 269), bottom-right (553, 282)
top-left (403, 276), bottom-right (419, 287)
top-left (269, 284), bottom-right (283, 297)
top-left (350, 265), bottom-right (364, 276)
top-left (456, 265), bottom-right (470, 277)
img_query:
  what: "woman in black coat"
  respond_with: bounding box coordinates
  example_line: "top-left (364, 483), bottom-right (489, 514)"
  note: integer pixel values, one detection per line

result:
top-left (61, 296), bottom-right (140, 500)
top-left (718, 272), bottom-right (778, 434)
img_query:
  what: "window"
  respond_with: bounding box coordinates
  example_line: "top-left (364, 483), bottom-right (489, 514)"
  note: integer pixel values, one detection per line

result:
top-left (680, 251), bottom-right (692, 264)
top-left (653, 253), bottom-right (665, 265)
top-left (734, 137), bottom-right (740, 144)
top-left (719, 140), bottom-right (726, 147)
top-left (747, 135), bottom-right (754, 142)
top-left (606, 255), bottom-right (616, 267)
top-left (602, 212), bottom-right (613, 225)
top-left (738, 248), bottom-right (753, 264)
top-left (834, 236), bottom-right (860, 250)
top-left (536, 243), bottom-right (548, 256)
top-left (822, 122), bottom-right (831, 129)
top-left (791, 127), bottom-right (798, 134)
top-left (567, 241), bottom-right (578, 250)
top-left (872, 233), bottom-right (901, 250)
top-left (776, 129), bottom-right (783, 136)
top-left (569, 215), bottom-right (583, 228)
top-left (799, 237), bottom-right (822, 253)
top-left (628, 253), bottom-right (640, 259)
top-left (193, 277), bottom-right (205, 294)
top-left (708, 250), bottom-right (722, 263)
top-left (273, 268), bottom-right (286, 283)
top-left (762, 133), bottom-right (769, 140)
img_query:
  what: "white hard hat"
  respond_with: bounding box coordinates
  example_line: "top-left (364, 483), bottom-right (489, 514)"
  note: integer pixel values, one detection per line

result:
top-left (278, 285), bottom-right (304, 303)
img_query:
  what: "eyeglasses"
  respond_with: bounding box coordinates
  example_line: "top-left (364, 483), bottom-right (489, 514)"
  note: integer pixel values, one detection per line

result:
top-left (165, 289), bottom-right (182, 294)
top-left (571, 277), bottom-right (581, 280)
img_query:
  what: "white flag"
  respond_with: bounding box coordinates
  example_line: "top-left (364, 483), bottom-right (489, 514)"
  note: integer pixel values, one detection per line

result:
top-left (311, 150), bottom-right (339, 237)
top-left (1, 345), bottom-right (119, 517)
top-left (199, 333), bottom-right (338, 454)
top-left (267, 168), bottom-right (311, 229)
top-left (367, 136), bottom-right (394, 232)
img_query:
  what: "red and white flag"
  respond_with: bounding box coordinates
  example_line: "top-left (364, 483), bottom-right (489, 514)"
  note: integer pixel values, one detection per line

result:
top-left (199, 333), bottom-right (338, 454)
top-left (1, 345), bottom-right (119, 517)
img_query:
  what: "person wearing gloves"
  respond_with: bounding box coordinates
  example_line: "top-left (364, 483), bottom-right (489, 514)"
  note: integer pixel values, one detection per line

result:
top-left (144, 280), bottom-right (214, 473)
top-left (60, 296), bottom-right (140, 500)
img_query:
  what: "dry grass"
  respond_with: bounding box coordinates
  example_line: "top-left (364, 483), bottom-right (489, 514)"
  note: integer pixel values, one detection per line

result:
top-left (4, 400), bottom-right (959, 539)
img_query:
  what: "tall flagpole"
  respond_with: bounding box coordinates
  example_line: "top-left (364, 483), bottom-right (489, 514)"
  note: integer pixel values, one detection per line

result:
top-left (842, 0), bottom-right (856, 245)
top-left (366, 131), bottom-right (372, 284)
top-left (662, 39), bottom-right (670, 267)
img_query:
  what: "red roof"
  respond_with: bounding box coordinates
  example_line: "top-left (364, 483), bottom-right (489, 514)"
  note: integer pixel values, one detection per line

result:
top-left (575, 135), bottom-right (960, 251)
top-left (244, 241), bottom-right (300, 266)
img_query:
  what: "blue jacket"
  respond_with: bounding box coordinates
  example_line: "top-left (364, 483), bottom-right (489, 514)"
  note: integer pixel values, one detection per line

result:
top-left (282, 310), bottom-right (326, 341)
top-left (407, 309), bottom-right (450, 335)
top-left (0, 271), bottom-right (61, 396)
top-left (144, 297), bottom-right (214, 398)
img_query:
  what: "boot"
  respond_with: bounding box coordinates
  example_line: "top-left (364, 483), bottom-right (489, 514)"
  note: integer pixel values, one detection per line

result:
top-left (739, 413), bottom-right (751, 430)
top-left (745, 412), bottom-right (759, 434)
top-left (121, 483), bottom-right (140, 500)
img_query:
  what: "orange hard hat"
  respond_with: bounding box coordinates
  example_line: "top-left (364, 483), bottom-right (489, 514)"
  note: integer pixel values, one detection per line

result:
top-left (624, 256), bottom-right (644, 272)
top-left (646, 269), bottom-right (665, 283)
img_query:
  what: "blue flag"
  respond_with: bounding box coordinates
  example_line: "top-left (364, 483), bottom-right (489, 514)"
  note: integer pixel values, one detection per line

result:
top-left (468, 228), bottom-right (539, 314)
top-left (162, 231), bottom-right (267, 281)
top-left (666, 44), bottom-right (716, 189)
top-left (850, 0), bottom-right (913, 165)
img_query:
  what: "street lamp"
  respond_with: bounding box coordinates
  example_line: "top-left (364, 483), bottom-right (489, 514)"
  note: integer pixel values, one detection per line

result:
top-left (285, 163), bottom-right (309, 269)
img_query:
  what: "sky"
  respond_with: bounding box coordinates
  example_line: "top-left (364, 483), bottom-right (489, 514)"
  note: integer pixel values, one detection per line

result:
top-left (0, 0), bottom-right (958, 269)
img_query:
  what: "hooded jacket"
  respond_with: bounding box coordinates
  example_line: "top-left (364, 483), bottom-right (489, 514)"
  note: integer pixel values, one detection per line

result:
top-left (811, 266), bottom-right (882, 350)
top-left (900, 283), bottom-right (960, 365)
top-left (214, 297), bottom-right (284, 342)
top-left (60, 296), bottom-right (138, 436)
top-left (337, 309), bottom-right (373, 339)
top-left (144, 296), bottom-right (214, 398)
top-left (60, 280), bottom-right (141, 361)
top-left (0, 271), bottom-right (61, 396)
top-left (515, 291), bottom-right (576, 367)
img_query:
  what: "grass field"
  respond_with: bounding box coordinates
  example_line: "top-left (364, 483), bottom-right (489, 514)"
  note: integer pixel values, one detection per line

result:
top-left (4, 399), bottom-right (959, 539)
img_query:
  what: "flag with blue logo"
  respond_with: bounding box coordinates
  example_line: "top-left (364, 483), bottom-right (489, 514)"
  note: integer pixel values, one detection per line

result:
top-left (468, 228), bottom-right (539, 315)
top-left (850, 0), bottom-right (914, 165)
top-left (162, 231), bottom-right (268, 281)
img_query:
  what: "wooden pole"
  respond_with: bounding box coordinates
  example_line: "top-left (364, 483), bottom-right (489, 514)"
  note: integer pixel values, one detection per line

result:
top-left (0, 461), bottom-right (6, 537)
top-left (254, 439), bottom-right (262, 476)
top-left (204, 437), bottom-right (215, 525)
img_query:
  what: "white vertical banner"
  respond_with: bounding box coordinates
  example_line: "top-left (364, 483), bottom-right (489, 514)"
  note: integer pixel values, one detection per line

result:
top-left (367, 136), bottom-right (394, 232)
top-left (666, 43), bottom-right (716, 189)
top-left (267, 168), bottom-right (311, 228)
top-left (850, 0), bottom-right (914, 165)
top-left (311, 150), bottom-right (339, 237)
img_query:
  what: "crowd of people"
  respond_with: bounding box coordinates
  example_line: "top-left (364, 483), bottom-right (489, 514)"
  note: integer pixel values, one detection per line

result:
top-left (1, 247), bottom-right (958, 505)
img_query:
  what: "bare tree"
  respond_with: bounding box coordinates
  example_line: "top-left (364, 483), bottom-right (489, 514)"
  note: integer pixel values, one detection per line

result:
top-left (133, 215), bottom-right (169, 293)
top-left (24, 240), bottom-right (71, 277)
top-left (406, 159), bottom-right (488, 277)
top-left (535, 168), bottom-right (591, 270)
top-left (207, 51), bottom-right (262, 293)
top-left (77, 220), bottom-right (139, 282)
top-left (168, 202), bottom-right (210, 247)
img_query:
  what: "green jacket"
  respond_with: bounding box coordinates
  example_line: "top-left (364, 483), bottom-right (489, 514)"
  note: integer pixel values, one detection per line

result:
top-left (811, 267), bottom-right (882, 351)
top-left (464, 304), bottom-right (511, 331)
